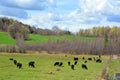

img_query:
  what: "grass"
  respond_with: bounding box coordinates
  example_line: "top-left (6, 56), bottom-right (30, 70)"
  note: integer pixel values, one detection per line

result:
top-left (0, 32), bottom-right (16, 45)
top-left (0, 52), bottom-right (111, 80)
top-left (107, 58), bottom-right (120, 78)
top-left (25, 34), bottom-right (96, 44)
top-left (0, 32), bottom-right (96, 45)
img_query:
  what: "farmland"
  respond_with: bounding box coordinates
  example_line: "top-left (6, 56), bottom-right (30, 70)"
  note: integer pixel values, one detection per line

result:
top-left (0, 31), bottom-right (120, 80)
top-left (25, 34), bottom-right (95, 44)
top-left (0, 32), bottom-right (16, 45)
top-left (0, 32), bottom-right (96, 45)
top-left (0, 52), bottom-right (119, 80)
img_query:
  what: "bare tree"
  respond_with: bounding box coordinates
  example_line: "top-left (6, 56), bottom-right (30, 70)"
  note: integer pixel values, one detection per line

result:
top-left (16, 34), bottom-right (26, 53)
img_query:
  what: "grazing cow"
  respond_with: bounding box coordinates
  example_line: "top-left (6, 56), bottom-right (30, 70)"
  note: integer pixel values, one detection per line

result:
top-left (74, 57), bottom-right (78, 61)
top-left (59, 62), bottom-right (63, 67)
top-left (82, 64), bottom-right (88, 70)
top-left (96, 59), bottom-right (102, 63)
top-left (13, 60), bottom-right (17, 65)
top-left (28, 61), bottom-right (35, 68)
top-left (74, 61), bottom-right (78, 65)
top-left (99, 55), bottom-right (101, 58)
top-left (68, 61), bottom-right (71, 66)
top-left (9, 58), bottom-right (13, 61)
top-left (88, 58), bottom-right (92, 61)
top-left (54, 62), bottom-right (59, 66)
top-left (17, 63), bottom-right (22, 69)
top-left (71, 65), bottom-right (74, 70)
top-left (84, 60), bottom-right (87, 63)
top-left (82, 57), bottom-right (85, 60)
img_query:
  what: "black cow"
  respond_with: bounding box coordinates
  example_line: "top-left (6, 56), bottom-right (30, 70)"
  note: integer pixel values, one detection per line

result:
top-left (82, 64), bottom-right (88, 70)
top-left (71, 65), bottom-right (74, 70)
top-left (17, 63), bottom-right (22, 69)
top-left (59, 62), bottom-right (63, 67)
top-left (28, 61), bottom-right (35, 68)
top-left (82, 57), bottom-right (85, 60)
top-left (54, 62), bottom-right (59, 66)
top-left (99, 55), bottom-right (101, 58)
top-left (13, 60), bottom-right (17, 65)
top-left (96, 59), bottom-right (102, 63)
top-left (74, 61), bottom-right (78, 65)
top-left (74, 57), bottom-right (78, 61)
top-left (68, 61), bottom-right (71, 66)
top-left (84, 60), bottom-right (87, 63)
top-left (9, 58), bottom-right (14, 61)
top-left (88, 58), bottom-right (92, 61)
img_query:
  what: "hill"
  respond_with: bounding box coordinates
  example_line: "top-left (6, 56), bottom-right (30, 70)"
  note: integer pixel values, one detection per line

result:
top-left (0, 32), bottom-right (16, 45)
top-left (25, 34), bottom-right (95, 44)
top-left (0, 17), bottom-right (71, 36)
top-left (0, 32), bottom-right (95, 45)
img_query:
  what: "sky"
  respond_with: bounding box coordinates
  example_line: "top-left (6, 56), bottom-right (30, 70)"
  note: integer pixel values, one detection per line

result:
top-left (0, 0), bottom-right (120, 33)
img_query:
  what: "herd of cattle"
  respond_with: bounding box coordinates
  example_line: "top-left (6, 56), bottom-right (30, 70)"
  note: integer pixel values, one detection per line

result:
top-left (9, 55), bottom-right (102, 70)
top-left (9, 58), bottom-right (35, 69)
top-left (54, 55), bottom-right (102, 70)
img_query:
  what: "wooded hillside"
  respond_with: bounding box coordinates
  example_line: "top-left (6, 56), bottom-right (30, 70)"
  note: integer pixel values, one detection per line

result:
top-left (0, 17), bottom-right (71, 39)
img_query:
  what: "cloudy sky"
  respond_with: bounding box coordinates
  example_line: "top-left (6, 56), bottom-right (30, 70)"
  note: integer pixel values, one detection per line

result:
top-left (0, 0), bottom-right (120, 33)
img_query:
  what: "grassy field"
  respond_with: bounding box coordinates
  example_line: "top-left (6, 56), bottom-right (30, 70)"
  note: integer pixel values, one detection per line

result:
top-left (25, 34), bottom-right (96, 44)
top-left (0, 32), bottom-right (96, 44)
top-left (0, 52), bottom-right (114, 80)
top-left (108, 57), bottom-right (120, 78)
top-left (0, 32), bottom-right (16, 45)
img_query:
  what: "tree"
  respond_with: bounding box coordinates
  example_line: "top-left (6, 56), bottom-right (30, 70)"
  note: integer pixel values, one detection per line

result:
top-left (52, 26), bottom-right (60, 31)
top-left (16, 34), bottom-right (26, 53)
top-left (8, 22), bottom-right (29, 40)
top-left (104, 34), bottom-right (109, 48)
top-left (77, 29), bottom-right (84, 36)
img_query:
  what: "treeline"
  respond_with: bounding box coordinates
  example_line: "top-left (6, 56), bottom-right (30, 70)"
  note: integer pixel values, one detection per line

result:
top-left (0, 45), bottom-right (26, 53)
top-left (24, 37), bottom-right (120, 55)
top-left (0, 17), bottom-right (71, 40)
top-left (77, 26), bottom-right (120, 38)
top-left (1, 37), bottom-right (120, 54)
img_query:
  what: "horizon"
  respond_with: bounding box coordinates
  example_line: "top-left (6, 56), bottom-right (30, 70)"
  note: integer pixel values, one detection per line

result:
top-left (0, 0), bottom-right (120, 33)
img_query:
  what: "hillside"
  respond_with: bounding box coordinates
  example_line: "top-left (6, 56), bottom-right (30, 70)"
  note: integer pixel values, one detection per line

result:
top-left (0, 17), bottom-right (71, 36)
top-left (0, 32), bottom-right (95, 45)
top-left (0, 32), bottom-right (16, 45)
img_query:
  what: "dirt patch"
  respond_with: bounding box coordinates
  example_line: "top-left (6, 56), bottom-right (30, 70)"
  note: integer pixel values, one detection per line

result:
top-left (112, 55), bottom-right (118, 60)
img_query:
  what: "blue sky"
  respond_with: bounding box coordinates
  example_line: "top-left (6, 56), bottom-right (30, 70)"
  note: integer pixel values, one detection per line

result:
top-left (0, 0), bottom-right (120, 33)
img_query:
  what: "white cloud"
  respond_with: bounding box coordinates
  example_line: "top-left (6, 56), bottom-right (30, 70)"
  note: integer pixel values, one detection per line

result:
top-left (0, 0), bottom-right (120, 33)
top-left (0, 0), bottom-right (56, 10)
top-left (20, 0), bottom-right (120, 33)
top-left (67, 0), bottom-right (120, 24)
top-left (48, 0), bottom-right (54, 4)
top-left (13, 0), bottom-right (33, 6)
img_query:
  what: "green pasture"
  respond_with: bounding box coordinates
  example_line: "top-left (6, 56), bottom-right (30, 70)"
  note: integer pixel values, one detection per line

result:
top-left (107, 57), bottom-right (120, 78)
top-left (0, 32), bottom-right (16, 45)
top-left (25, 34), bottom-right (95, 44)
top-left (0, 52), bottom-right (113, 80)
top-left (0, 32), bottom-right (95, 45)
